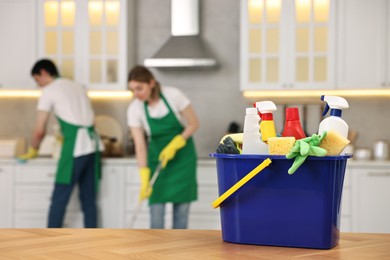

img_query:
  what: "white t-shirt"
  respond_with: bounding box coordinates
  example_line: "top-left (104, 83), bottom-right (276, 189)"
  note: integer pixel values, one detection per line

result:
top-left (37, 78), bottom-right (102, 157)
top-left (127, 86), bottom-right (191, 135)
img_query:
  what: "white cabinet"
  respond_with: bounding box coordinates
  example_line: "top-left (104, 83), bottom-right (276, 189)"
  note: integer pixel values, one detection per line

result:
top-left (350, 165), bottom-right (390, 233)
top-left (240, 0), bottom-right (336, 91)
top-left (124, 161), bottom-right (221, 230)
top-left (98, 164), bottom-right (125, 228)
top-left (13, 162), bottom-right (83, 228)
top-left (3, 159), bottom-right (390, 232)
top-left (0, 0), bottom-right (37, 89)
top-left (12, 160), bottom-right (127, 228)
top-left (340, 167), bottom-right (352, 232)
top-left (37, 0), bottom-right (132, 90)
top-left (189, 161), bottom-right (220, 230)
top-left (0, 165), bottom-right (13, 227)
top-left (124, 165), bottom-right (152, 228)
top-left (337, 0), bottom-right (389, 89)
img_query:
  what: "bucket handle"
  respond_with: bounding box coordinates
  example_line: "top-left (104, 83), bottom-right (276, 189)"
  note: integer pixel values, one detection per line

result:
top-left (212, 158), bottom-right (272, 208)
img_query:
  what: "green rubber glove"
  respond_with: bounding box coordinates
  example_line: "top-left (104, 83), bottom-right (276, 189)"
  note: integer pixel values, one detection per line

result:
top-left (17, 147), bottom-right (38, 162)
top-left (139, 167), bottom-right (153, 200)
top-left (159, 135), bottom-right (186, 168)
top-left (286, 132), bottom-right (327, 175)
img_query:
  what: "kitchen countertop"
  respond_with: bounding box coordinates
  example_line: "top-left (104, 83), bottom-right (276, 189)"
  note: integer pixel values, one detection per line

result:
top-left (1, 156), bottom-right (390, 167)
top-left (0, 157), bottom-right (218, 165)
top-left (0, 157), bottom-right (137, 165)
top-left (0, 229), bottom-right (389, 259)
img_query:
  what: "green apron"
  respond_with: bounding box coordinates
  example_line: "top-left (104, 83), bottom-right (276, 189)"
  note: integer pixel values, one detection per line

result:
top-left (145, 94), bottom-right (197, 204)
top-left (56, 117), bottom-right (101, 191)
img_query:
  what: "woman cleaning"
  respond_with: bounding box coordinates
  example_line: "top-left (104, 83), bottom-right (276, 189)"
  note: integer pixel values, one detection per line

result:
top-left (127, 65), bottom-right (199, 229)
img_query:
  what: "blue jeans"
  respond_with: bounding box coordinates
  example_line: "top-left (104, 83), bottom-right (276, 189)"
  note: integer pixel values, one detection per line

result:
top-left (150, 203), bottom-right (190, 229)
top-left (48, 153), bottom-right (97, 228)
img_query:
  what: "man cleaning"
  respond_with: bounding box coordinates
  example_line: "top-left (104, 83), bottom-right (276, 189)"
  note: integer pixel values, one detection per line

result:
top-left (18, 59), bottom-right (103, 228)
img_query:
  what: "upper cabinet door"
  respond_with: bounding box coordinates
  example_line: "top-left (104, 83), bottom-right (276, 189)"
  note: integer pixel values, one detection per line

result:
top-left (38, 0), bottom-right (129, 90)
top-left (337, 0), bottom-right (387, 89)
top-left (39, 0), bottom-right (77, 80)
top-left (288, 0), bottom-right (336, 90)
top-left (240, 0), bottom-right (335, 91)
top-left (84, 0), bottom-right (128, 90)
top-left (0, 0), bottom-right (37, 89)
top-left (240, 0), bottom-right (285, 90)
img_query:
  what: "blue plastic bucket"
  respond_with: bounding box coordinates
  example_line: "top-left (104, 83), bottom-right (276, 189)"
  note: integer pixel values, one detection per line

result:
top-left (210, 154), bottom-right (352, 249)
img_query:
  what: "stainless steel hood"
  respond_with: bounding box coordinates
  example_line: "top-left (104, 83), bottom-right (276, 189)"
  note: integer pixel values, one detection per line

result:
top-left (144, 0), bottom-right (217, 68)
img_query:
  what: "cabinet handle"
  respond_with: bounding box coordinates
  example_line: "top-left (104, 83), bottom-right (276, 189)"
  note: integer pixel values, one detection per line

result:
top-left (382, 82), bottom-right (386, 87)
top-left (368, 172), bottom-right (390, 177)
top-left (0, 168), bottom-right (2, 172)
top-left (47, 173), bottom-right (55, 178)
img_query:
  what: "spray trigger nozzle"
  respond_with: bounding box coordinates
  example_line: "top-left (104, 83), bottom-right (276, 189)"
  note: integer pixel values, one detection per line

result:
top-left (253, 102), bottom-right (262, 117)
top-left (320, 95), bottom-right (349, 117)
top-left (322, 103), bottom-right (330, 116)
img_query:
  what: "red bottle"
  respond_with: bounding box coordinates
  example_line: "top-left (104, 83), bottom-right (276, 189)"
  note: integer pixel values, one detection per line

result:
top-left (282, 107), bottom-right (306, 140)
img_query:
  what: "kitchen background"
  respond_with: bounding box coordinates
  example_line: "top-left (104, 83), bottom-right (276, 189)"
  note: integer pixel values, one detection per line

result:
top-left (1, 0), bottom-right (390, 158)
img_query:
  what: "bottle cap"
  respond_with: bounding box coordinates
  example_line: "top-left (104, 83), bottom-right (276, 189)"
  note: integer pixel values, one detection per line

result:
top-left (286, 107), bottom-right (300, 121)
top-left (246, 107), bottom-right (257, 115)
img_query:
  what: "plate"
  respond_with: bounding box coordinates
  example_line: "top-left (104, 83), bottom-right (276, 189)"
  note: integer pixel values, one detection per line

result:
top-left (94, 115), bottom-right (123, 143)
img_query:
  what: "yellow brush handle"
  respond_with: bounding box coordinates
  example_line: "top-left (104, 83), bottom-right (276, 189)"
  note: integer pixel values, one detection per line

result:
top-left (212, 158), bottom-right (272, 209)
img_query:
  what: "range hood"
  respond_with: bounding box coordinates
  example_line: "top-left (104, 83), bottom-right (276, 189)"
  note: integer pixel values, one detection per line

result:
top-left (144, 0), bottom-right (217, 68)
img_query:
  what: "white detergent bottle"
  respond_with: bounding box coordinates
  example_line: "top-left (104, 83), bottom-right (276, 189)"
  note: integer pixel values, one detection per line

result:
top-left (242, 107), bottom-right (269, 154)
top-left (318, 95), bottom-right (349, 138)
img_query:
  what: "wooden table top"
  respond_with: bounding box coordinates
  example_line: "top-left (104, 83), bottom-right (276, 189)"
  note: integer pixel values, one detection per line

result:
top-left (0, 229), bottom-right (389, 259)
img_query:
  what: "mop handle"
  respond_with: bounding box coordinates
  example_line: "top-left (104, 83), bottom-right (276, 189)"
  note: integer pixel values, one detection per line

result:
top-left (128, 162), bottom-right (162, 228)
top-left (149, 162), bottom-right (162, 187)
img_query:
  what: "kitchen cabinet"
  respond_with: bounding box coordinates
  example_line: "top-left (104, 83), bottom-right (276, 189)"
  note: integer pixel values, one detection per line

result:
top-left (37, 0), bottom-right (132, 90)
top-left (0, 165), bottom-right (13, 227)
top-left (6, 159), bottom-right (220, 229)
top-left (0, 0), bottom-right (37, 89)
top-left (337, 0), bottom-right (390, 89)
top-left (124, 161), bottom-right (221, 229)
top-left (350, 164), bottom-right (390, 233)
top-left (340, 167), bottom-right (352, 232)
top-left (124, 164), bottom-right (177, 229)
top-left (190, 161), bottom-right (220, 229)
top-left (13, 162), bottom-right (83, 228)
top-left (240, 0), bottom-right (336, 91)
top-left (124, 164), bottom-right (149, 228)
top-left (98, 164), bottom-right (125, 228)
top-left (5, 158), bottom-right (390, 232)
top-left (12, 159), bottom-right (127, 228)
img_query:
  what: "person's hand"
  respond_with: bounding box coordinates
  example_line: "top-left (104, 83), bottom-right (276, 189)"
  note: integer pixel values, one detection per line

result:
top-left (159, 135), bottom-right (186, 168)
top-left (55, 135), bottom-right (63, 144)
top-left (139, 167), bottom-right (152, 200)
top-left (17, 147), bottom-right (38, 162)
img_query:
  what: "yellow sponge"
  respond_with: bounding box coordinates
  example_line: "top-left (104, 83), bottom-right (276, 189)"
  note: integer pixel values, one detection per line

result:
top-left (319, 130), bottom-right (350, 156)
top-left (268, 137), bottom-right (296, 155)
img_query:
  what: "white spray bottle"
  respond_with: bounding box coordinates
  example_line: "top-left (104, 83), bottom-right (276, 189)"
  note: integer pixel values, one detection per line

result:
top-left (318, 95), bottom-right (349, 138)
top-left (242, 107), bottom-right (269, 154)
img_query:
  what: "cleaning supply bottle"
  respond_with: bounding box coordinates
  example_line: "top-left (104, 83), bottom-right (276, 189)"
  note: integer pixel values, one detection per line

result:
top-left (255, 101), bottom-right (277, 142)
top-left (242, 107), bottom-right (268, 154)
top-left (282, 107), bottom-right (306, 140)
top-left (318, 95), bottom-right (349, 138)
